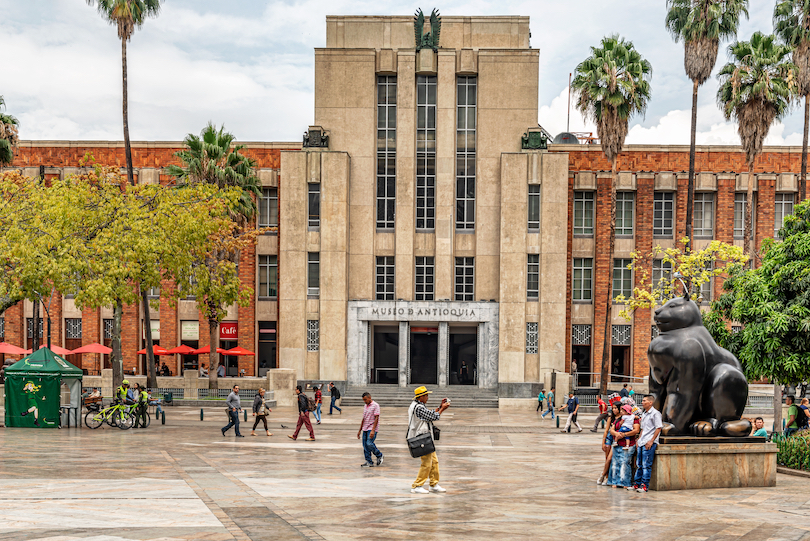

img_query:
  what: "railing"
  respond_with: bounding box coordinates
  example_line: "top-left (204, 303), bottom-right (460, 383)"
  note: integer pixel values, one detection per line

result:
top-left (147, 388), bottom-right (184, 400)
top-left (198, 388), bottom-right (258, 400)
top-left (574, 392), bottom-right (776, 409)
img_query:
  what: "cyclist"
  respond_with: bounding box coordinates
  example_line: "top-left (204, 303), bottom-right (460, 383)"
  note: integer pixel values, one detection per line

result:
top-left (133, 383), bottom-right (149, 429)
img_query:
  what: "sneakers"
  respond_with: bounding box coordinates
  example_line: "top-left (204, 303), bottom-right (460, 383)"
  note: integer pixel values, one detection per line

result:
top-left (361, 462), bottom-right (374, 468)
top-left (589, 429), bottom-right (598, 433)
top-left (577, 428), bottom-right (583, 433)
top-left (305, 437), bottom-right (316, 441)
top-left (376, 454), bottom-right (384, 467)
top-left (429, 484), bottom-right (446, 493)
top-left (597, 476), bottom-right (605, 485)
top-left (626, 484), bottom-right (639, 491)
top-left (637, 484), bottom-right (648, 493)
top-left (288, 435), bottom-right (296, 440)
top-left (411, 487), bottom-right (430, 494)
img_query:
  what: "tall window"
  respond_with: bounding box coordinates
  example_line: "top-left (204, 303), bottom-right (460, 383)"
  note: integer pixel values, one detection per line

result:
top-left (415, 256), bottom-right (435, 301)
top-left (572, 258), bottom-right (593, 302)
top-left (734, 193), bottom-right (747, 239)
top-left (377, 76), bottom-right (397, 229)
top-left (27, 318), bottom-right (43, 339)
top-left (456, 76), bottom-right (476, 230)
top-left (454, 257), bottom-right (474, 301)
top-left (307, 252), bottom-right (319, 297)
top-left (258, 255), bottom-right (278, 298)
top-left (526, 322), bottom-right (538, 354)
top-left (307, 320), bottom-right (319, 352)
top-left (527, 254), bottom-right (540, 299)
top-left (308, 183), bottom-right (320, 228)
top-left (259, 187), bottom-right (278, 229)
top-left (694, 192), bottom-right (714, 237)
top-left (528, 185), bottom-right (541, 230)
top-left (652, 259), bottom-right (672, 300)
top-left (416, 75), bottom-right (437, 230)
top-left (616, 192), bottom-right (634, 236)
top-left (699, 262), bottom-right (713, 302)
top-left (573, 191), bottom-right (594, 236)
top-left (376, 256), bottom-right (395, 300)
top-left (653, 192), bottom-right (674, 237)
top-left (147, 286), bottom-right (160, 298)
top-left (65, 318), bottom-right (82, 339)
top-left (775, 193), bottom-right (794, 238)
top-left (613, 258), bottom-right (633, 299)
top-left (0, 316), bottom-right (4, 340)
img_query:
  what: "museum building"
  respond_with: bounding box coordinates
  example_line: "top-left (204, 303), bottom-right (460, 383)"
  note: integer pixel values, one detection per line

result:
top-left (1, 13), bottom-right (807, 403)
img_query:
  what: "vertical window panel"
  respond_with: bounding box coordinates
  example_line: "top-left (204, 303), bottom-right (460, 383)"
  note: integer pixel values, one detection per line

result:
top-left (528, 185), bottom-right (541, 230)
top-left (572, 258), bottom-right (593, 301)
top-left (527, 254), bottom-right (539, 299)
top-left (456, 76), bottom-right (476, 230)
top-left (615, 192), bottom-right (634, 236)
top-left (375, 256), bottom-right (395, 300)
top-left (376, 76), bottom-right (397, 229)
top-left (653, 192), bottom-right (674, 237)
top-left (454, 257), bottom-right (474, 301)
top-left (415, 256), bottom-right (435, 301)
top-left (416, 75), bottom-right (437, 230)
top-left (573, 191), bottom-right (594, 235)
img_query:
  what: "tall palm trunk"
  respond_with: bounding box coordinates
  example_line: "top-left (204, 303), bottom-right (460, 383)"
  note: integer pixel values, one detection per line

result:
top-left (599, 158), bottom-right (618, 395)
top-left (142, 288), bottom-right (157, 388)
top-left (686, 79), bottom-right (699, 251)
top-left (208, 316), bottom-right (220, 390)
top-left (112, 299), bottom-right (124, 390)
top-left (121, 38), bottom-right (135, 187)
top-left (802, 93), bottom-right (809, 202)
top-left (745, 162), bottom-right (755, 256)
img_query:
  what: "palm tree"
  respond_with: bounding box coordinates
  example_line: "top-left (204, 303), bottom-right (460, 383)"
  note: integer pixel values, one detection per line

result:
top-left (717, 32), bottom-right (796, 255)
top-left (666, 0), bottom-right (749, 248)
top-left (88, 0), bottom-right (162, 387)
top-left (167, 123), bottom-right (260, 389)
top-left (572, 35), bottom-right (652, 395)
top-left (0, 96), bottom-right (19, 167)
top-left (774, 0), bottom-right (810, 202)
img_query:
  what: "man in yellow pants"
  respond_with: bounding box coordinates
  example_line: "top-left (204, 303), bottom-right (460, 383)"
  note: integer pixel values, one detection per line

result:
top-left (407, 386), bottom-right (450, 494)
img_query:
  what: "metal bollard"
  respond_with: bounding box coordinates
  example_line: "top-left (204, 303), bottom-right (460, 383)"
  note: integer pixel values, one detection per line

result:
top-left (556, 415), bottom-right (560, 428)
top-left (601, 419), bottom-right (605, 429)
top-left (200, 408), bottom-right (204, 421)
top-left (161, 411), bottom-right (165, 425)
top-left (244, 410), bottom-right (247, 422)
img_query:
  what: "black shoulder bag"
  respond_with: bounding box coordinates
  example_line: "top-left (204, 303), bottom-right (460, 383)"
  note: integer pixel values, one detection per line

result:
top-left (406, 407), bottom-right (436, 458)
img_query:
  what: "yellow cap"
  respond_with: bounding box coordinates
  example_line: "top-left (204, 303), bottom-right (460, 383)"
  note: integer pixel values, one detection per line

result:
top-left (414, 386), bottom-right (432, 398)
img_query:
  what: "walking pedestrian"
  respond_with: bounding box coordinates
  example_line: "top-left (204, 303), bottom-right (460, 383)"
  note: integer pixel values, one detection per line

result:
top-left (221, 385), bottom-right (244, 437)
top-left (619, 383), bottom-right (629, 398)
top-left (536, 389), bottom-right (546, 412)
top-left (328, 382), bottom-right (342, 415)
top-left (313, 384), bottom-right (323, 424)
top-left (251, 388), bottom-right (272, 436)
top-left (558, 391), bottom-right (583, 433)
top-left (408, 386), bottom-right (449, 494)
top-left (288, 385), bottom-right (316, 441)
top-left (541, 387), bottom-right (555, 420)
top-left (590, 396), bottom-right (609, 432)
top-left (357, 392), bottom-right (383, 467)
top-left (631, 395), bottom-right (663, 493)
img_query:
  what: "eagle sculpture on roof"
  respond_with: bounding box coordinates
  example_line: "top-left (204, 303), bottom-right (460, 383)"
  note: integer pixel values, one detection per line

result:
top-left (414, 8), bottom-right (441, 52)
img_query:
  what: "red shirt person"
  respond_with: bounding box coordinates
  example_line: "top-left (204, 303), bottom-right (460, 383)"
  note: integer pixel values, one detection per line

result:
top-left (590, 396), bottom-right (610, 433)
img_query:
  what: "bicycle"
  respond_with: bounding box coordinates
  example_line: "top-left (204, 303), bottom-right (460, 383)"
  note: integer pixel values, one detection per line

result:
top-left (84, 402), bottom-right (136, 430)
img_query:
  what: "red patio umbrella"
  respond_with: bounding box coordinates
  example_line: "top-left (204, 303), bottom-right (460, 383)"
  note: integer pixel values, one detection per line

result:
top-left (0, 342), bottom-right (29, 355)
top-left (38, 345), bottom-right (73, 356)
top-left (223, 346), bottom-right (255, 356)
top-left (191, 345), bottom-right (228, 355)
top-left (166, 344), bottom-right (196, 355)
top-left (70, 343), bottom-right (113, 355)
top-left (136, 345), bottom-right (171, 356)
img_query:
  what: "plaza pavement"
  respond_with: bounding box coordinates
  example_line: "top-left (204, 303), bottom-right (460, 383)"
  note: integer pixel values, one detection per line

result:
top-left (0, 405), bottom-right (807, 541)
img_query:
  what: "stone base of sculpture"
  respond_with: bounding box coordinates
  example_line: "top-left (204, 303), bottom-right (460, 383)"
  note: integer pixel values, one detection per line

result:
top-left (649, 437), bottom-right (776, 491)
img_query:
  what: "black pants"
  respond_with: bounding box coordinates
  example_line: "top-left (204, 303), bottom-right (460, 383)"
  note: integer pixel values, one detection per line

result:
top-left (536, 400), bottom-right (543, 412)
top-left (223, 409), bottom-right (241, 436)
top-left (134, 404), bottom-right (148, 428)
top-left (253, 414), bottom-right (268, 430)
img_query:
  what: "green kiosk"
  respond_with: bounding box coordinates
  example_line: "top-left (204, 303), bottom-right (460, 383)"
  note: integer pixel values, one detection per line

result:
top-left (4, 348), bottom-right (83, 428)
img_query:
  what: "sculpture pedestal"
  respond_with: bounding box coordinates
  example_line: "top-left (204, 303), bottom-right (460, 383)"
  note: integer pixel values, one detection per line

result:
top-left (650, 438), bottom-right (776, 491)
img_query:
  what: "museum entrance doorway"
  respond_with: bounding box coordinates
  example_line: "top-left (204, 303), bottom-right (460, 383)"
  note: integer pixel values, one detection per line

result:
top-left (410, 327), bottom-right (438, 385)
top-left (450, 327), bottom-right (477, 385)
top-left (611, 345), bottom-right (630, 381)
top-left (371, 325), bottom-right (399, 384)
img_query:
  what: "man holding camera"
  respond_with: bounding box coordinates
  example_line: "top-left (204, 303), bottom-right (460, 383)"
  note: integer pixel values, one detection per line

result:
top-left (407, 386), bottom-right (450, 494)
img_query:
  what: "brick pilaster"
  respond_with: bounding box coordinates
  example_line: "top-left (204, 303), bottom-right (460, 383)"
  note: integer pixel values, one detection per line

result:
top-left (198, 309), bottom-right (211, 370)
top-left (4, 302), bottom-right (24, 361)
top-left (714, 175), bottom-right (736, 300)
top-left (632, 174), bottom-right (654, 378)
top-left (592, 172), bottom-right (613, 382)
top-left (160, 280), bottom-right (178, 373)
top-left (238, 244), bottom-right (257, 376)
top-left (756, 176), bottom-right (776, 256)
top-left (564, 176), bottom-right (574, 378)
top-left (82, 308), bottom-right (100, 374)
top-left (121, 301), bottom-right (139, 374)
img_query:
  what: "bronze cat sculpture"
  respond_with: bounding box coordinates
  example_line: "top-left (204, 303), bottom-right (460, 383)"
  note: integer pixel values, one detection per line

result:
top-left (648, 293), bottom-right (752, 437)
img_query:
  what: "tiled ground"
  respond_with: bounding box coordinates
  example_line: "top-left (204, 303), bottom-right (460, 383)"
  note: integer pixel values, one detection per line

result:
top-left (0, 405), bottom-right (808, 541)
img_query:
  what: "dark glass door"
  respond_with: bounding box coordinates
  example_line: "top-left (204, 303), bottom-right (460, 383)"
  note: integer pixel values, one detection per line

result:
top-left (410, 332), bottom-right (438, 385)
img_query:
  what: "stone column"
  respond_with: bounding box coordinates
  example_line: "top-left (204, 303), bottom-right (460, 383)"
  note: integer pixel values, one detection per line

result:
top-left (438, 322), bottom-right (449, 387)
top-left (183, 369), bottom-right (198, 399)
top-left (398, 321), bottom-right (409, 387)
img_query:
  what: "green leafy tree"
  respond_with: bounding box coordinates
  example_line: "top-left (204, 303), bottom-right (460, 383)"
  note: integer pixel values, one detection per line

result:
top-left (167, 123), bottom-right (261, 389)
top-left (666, 0), bottom-right (749, 247)
top-left (774, 0), bottom-right (810, 201)
top-left (572, 35), bottom-right (653, 393)
top-left (0, 96), bottom-right (19, 167)
top-left (717, 32), bottom-right (796, 255)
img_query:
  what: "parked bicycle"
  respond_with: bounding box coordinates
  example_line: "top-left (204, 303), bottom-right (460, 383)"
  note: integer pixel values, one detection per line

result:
top-left (84, 402), bottom-right (148, 430)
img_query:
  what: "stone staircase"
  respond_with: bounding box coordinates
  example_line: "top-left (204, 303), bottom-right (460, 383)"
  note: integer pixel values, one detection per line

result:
top-left (341, 384), bottom-right (499, 408)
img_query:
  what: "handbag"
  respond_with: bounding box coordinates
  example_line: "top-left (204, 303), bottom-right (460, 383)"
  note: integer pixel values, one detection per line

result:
top-left (406, 408), bottom-right (436, 458)
top-left (432, 425), bottom-right (441, 441)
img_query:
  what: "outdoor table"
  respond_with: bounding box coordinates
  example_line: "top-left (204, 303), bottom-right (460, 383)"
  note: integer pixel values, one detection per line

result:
top-left (60, 405), bottom-right (80, 428)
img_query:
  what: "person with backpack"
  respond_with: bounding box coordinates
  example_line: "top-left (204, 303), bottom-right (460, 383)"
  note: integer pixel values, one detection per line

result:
top-left (328, 382), bottom-right (342, 415)
top-left (785, 395), bottom-right (805, 437)
top-left (288, 385), bottom-right (316, 441)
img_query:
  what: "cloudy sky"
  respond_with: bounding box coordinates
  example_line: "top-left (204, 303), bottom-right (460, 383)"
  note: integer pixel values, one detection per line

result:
top-left (0, 0), bottom-right (802, 145)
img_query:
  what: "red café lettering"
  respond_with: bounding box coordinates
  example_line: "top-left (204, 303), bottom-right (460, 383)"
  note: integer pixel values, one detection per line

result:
top-left (219, 322), bottom-right (238, 340)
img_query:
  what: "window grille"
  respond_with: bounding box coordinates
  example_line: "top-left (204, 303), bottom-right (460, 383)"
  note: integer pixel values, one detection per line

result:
top-left (65, 318), bottom-right (82, 339)
top-left (377, 76), bottom-right (397, 229)
top-left (103, 319), bottom-right (114, 340)
top-left (526, 322), bottom-right (538, 354)
top-left (731, 325), bottom-right (742, 334)
top-left (454, 257), bottom-right (474, 301)
top-left (527, 254), bottom-right (540, 299)
top-left (307, 252), bottom-right (320, 297)
top-left (416, 75), bottom-right (437, 230)
top-left (415, 256), bottom-right (435, 301)
top-left (308, 183), bottom-right (320, 228)
top-left (615, 192), bottom-right (634, 236)
top-left (307, 320), bottom-right (319, 351)
top-left (376, 256), bottom-right (395, 300)
top-left (528, 185), bottom-right (541, 230)
top-left (612, 325), bottom-right (632, 346)
top-left (653, 192), bottom-right (674, 237)
top-left (0, 316), bottom-right (4, 339)
top-left (27, 318), bottom-right (43, 339)
top-left (456, 76), bottom-right (476, 230)
top-left (572, 324), bottom-right (591, 345)
top-left (573, 191), bottom-right (594, 235)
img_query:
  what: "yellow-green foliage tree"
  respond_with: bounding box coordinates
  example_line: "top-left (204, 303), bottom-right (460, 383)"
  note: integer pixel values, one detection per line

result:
top-left (614, 239), bottom-right (749, 320)
top-left (0, 166), bottom-right (244, 389)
